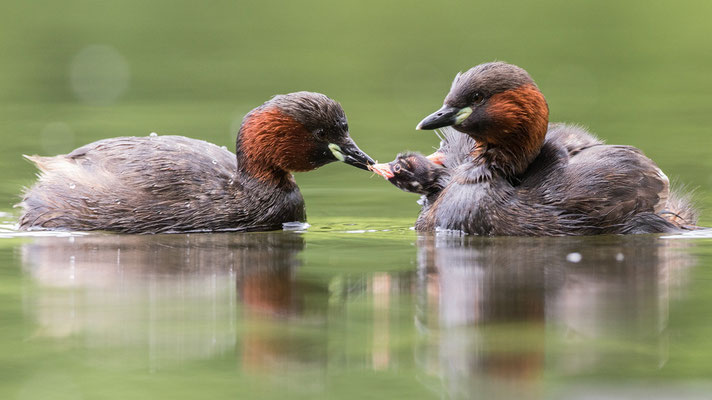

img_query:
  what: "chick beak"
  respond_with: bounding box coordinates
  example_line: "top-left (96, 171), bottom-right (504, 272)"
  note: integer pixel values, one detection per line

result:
top-left (416, 105), bottom-right (472, 130)
top-left (329, 139), bottom-right (375, 171)
top-left (426, 151), bottom-right (446, 165)
top-left (368, 163), bottom-right (394, 179)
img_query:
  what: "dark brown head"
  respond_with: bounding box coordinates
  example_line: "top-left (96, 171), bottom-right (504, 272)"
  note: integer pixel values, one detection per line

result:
top-left (416, 62), bottom-right (549, 175)
top-left (237, 91), bottom-right (374, 182)
top-left (369, 152), bottom-right (444, 195)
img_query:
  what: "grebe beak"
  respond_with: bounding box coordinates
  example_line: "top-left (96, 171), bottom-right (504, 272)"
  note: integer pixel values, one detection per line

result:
top-left (416, 105), bottom-right (472, 130)
top-left (329, 139), bottom-right (375, 171)
top-left (368, 163), bottom-right (394, 179)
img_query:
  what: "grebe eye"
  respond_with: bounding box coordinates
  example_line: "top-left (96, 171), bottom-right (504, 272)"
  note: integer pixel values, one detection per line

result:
top-left (313, 128), bottom-right (327, 139)
top-left (393, 164), bottom-right (401, 173)
top-left (472, 92), bottom-right (484, 104)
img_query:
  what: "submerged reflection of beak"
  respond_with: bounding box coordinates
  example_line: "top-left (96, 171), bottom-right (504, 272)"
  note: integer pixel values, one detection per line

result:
top-left (368, 163), bottom-right (394, 179)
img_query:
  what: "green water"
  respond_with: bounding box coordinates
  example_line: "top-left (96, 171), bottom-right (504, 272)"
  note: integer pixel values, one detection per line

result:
top-left (3, 0), bottom-right (712, 398)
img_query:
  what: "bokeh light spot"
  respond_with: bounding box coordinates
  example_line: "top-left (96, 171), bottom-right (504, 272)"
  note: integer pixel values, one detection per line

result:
top-left (70, 45), bottom-right (130, 105)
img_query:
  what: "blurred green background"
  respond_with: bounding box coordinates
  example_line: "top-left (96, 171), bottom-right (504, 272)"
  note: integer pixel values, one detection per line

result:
top-left (2, 0), bottom-right (712, 223)
top-left (3, 1), bottom-right (712, 399)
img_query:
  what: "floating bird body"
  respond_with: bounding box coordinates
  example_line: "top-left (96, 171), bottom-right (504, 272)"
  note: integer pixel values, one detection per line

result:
top-left (372, 63), bottom-right (697, 235)
top-left (19, 92), bottom-right (374, 234)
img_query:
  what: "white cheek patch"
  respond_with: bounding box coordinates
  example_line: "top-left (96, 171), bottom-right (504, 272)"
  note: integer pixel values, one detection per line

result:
top-left (328, 143), bottom-right (345, 161)
top-left (454, 107), bottom-right (473, 125)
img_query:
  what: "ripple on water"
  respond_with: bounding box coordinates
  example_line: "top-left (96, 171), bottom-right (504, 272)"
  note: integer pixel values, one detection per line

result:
top-left (0, 215), bottom-right (89, 239)
top-left (283, 221), bottom-right (409, 234)
top-left (661, 229), bottom-right (712, 239)
top-left (282, 221), bottom-right (311, 232)
top-left (0, 227), bottom-right (89, 239)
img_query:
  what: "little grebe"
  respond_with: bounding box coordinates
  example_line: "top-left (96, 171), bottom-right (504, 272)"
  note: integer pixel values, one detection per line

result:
top-left (19, 91), bottom-right (375, 233)
top-left (372, 62), bottom-right (698, 235)
top-left (369, 128), bottom-right (467, 214)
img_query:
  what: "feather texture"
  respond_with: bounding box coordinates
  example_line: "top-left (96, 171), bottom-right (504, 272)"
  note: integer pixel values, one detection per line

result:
top-left (412, 124), bottom-right (698, 235)
top-left (19, 135), bottom-right (305, 233)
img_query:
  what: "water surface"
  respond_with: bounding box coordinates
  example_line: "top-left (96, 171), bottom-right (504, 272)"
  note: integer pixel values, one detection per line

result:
top-left (3, 229), bottom-right (712, 399)
top-left (3, 0), bottom-right (712, 398)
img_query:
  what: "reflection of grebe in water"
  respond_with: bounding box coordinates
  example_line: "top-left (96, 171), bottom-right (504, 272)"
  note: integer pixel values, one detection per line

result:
top-left (414, 234), bottom-right (696, 399)
top-left (21, 232), bottom-right (328, 372)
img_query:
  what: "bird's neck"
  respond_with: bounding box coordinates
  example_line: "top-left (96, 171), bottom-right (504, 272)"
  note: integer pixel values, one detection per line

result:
top-left (471, 84), bottom-right (549, 178)
top-left (471, 137), bottom-right (543, 178)
top-left (234, 108), bottom-right (301, 187)
top-left (235, 144), bottom-right (291, 188)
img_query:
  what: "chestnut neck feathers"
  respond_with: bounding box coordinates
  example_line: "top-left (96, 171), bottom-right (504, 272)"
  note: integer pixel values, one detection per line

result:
top-left (448, 62), bottom-right (550, 177)
top-left (235, 107), bottom-right (312, 185)
top-left (473, 84), bottom-right (549, 177)
top-left (233, 92), bottom-right (348, 185)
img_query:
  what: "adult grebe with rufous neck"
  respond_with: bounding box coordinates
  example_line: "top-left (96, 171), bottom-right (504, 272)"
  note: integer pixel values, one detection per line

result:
top-left (19, 91), bottom-right (375, 234)
top-left (371, 62), bottom-right (698, 235)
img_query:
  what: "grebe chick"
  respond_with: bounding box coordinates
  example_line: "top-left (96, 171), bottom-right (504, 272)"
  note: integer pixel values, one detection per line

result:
top-left (370, 152), bottom-right (446, 196)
